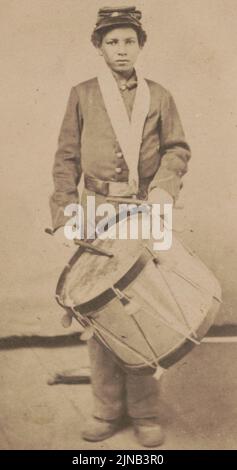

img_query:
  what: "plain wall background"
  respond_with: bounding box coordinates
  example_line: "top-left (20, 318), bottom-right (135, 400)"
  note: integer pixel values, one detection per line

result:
top-left (0, 0), bottom-right (237, 335)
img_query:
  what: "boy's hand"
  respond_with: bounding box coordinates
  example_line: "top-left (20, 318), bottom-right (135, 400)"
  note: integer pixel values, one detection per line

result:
top-left (148, 187), bottom-right (173, 214)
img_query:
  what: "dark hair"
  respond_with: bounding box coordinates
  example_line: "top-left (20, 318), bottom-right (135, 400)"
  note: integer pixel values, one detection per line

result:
top-left (91, 24), bottom-right (147, 48)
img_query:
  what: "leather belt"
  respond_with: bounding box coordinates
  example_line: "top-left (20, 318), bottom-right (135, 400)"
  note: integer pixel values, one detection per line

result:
top-left (84, 175), bottom-right (151, 199)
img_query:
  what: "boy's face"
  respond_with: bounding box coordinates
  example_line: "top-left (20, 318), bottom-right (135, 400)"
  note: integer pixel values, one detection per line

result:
top-left (99, 27), bottom-right (141, 73)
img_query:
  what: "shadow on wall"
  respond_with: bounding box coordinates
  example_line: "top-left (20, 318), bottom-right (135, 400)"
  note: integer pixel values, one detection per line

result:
top-left (1, 325), bottom-right (237, 351)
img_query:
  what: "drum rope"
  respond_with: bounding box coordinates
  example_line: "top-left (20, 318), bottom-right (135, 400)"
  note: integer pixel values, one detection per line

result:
top-left (169, 237), bottom-right (222, 304)
top-left (132, 281), bottom-right (200, 345)
top-left (70, 282), bottom-right (194, 348)
top-left (66, 269), bottom-right (200, 348)
top-left (129, 313), bottom-right (160, 367)
top-left (144, 245), bottom-right (199, 340)
top-left (157, 266), bottom-right (199, 339)
top-left (112, 287), bottom-right (167, 366)
top-left (112, 287), bottom-right (163, 366)
top-left (71, 297), bottom-right (157, 372)
top-left (171, 269), bottom-right (222, 304)
top-left (88, 317), bottom-right (158, 372)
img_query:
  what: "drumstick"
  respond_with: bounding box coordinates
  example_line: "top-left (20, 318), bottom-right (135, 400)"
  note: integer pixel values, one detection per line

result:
top-left (45, 228), bottom-right (114, 258)
top-left (107, 196), bottom-right (151, 206)
top-left (107, 196), bottom-right (183, 209)
top-left (106, 197), bottom-right (173, 233)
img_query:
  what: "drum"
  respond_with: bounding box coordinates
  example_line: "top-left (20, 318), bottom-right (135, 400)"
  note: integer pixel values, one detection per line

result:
top-left (56, 208), bottom-right (221, 375)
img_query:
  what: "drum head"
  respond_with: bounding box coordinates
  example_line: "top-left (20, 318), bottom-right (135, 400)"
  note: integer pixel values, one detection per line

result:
top-left (59, 213), bottom-right (146, 306)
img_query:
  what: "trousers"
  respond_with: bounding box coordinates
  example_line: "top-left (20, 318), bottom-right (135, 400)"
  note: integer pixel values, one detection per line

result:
top-left (87, 337), bottom-right (159, 421)
top-left (82, 187), bottom-right (159, 420)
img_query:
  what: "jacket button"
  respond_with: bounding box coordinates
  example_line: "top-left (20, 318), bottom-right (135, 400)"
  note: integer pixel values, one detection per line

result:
top-left (120, 83), bottom-right (127, 91)
top-left (115, 167), bottom-right (122, 174)
top-left (116, 151), bottom-right (123, 158)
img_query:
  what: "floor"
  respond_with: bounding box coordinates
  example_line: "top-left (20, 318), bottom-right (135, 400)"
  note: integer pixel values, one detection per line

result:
top-left (1, 329), bottom-right (237, 450)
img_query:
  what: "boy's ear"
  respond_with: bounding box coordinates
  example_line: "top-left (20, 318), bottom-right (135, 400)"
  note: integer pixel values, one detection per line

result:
top-left (98, 48), bottom-right (103, 56)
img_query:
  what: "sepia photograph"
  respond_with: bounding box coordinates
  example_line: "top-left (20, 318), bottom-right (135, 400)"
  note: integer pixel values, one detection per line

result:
top-left (0, 0), bottom-right (237, 457)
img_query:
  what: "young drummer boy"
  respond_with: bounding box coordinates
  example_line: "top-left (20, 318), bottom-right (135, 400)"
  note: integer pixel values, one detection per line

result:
top-left (50, 6), bottom-right (191, 447)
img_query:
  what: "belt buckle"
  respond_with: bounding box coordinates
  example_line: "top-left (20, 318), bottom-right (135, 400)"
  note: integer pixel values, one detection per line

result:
top-left (108, 181), bottom-right (134, 197)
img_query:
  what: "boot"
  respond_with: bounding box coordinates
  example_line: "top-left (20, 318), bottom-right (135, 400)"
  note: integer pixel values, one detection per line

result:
top-left (81, 416), bottom-right (123, 442)
top-left (133, 417), bottom-right (165, 447)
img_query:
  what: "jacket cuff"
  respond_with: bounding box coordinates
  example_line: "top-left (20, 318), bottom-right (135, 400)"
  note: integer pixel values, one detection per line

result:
top-left (49, 195), bottom-right (79, 232)
top-left (149, 170), bottom-right (183, 202)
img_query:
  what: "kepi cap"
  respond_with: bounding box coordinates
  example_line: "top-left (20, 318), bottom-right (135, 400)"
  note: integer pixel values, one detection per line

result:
top-left (94, 5), bottom-right (143, 32)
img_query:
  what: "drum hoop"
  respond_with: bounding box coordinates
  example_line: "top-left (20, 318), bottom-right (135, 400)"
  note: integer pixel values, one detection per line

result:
top-left (56, 245), bottom-right (152, 314)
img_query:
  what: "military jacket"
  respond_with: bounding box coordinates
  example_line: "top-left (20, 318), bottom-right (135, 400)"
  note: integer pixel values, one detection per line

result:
top-left (50, 76), bottom-right (191, 229)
